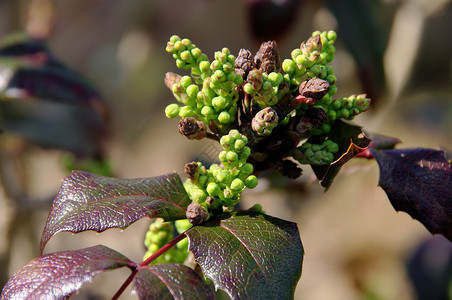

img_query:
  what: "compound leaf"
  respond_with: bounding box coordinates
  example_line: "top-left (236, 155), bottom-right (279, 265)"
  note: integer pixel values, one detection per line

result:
top-left (40, 171), bottom-right (191, 252)
top-left (311, 119), bottom-right (371, 190)
top-left (1, 245), bottom-right (135, 299)
top-left (133, 264), bottom-right (214, 300)
top-left (185, 211), bottom-right (303, 300)
top-left (371, 148), bottom-right (452, 241)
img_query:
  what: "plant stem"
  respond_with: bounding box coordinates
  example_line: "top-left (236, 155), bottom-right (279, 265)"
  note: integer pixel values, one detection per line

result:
top-left (139, 231), bottom-right (186, 267)
top-left (110, 232), bottom-right (187, 299)
top-left (111, 268), bottom-right (138, 300)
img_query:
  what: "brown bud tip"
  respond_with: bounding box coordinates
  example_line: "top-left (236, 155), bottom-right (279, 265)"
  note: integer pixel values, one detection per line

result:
top-left (164, 72), bottom-right (182, 90)
top-left (186, 203), bottom-right (209, 225)
top-left (301, 34), bottom-right (322, 53)
top-left (304, 107), bottom-right (328, 127)
top-left (254, 40), bottom-right (281, 73)
top-left (178, 117), bottom-right (207, 140)
top-left (235, 48), bottom-right (254, 78)
top-left (184, 162), bottom-right (199, 180)
top-left (299, 78), bottom-right (330, 99)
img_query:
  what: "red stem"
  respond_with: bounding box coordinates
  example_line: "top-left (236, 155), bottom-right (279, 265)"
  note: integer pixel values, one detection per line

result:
top-left (110, 232), bottom-right (187, 300)
top-left (139, 232), bottom-right (186, 267)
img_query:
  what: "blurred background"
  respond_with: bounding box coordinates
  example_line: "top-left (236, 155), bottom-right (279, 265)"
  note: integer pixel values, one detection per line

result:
top-left (0, 0), bottom-right (452, 299)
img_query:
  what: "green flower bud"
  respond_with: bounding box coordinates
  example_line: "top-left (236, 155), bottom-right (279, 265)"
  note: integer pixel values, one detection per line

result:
top-left (214, 70), bottom-right (226, 82)
top-left (207, 182), bottom-right (221, 196)
top-left (199, 61), bottom-right (210, 73)
top-left (210, 60), bottom-right (222, 71)
top-left (186, 84), bottom-right (199, 99)
top-left (180, 50), bottom-right (193, 63)
top-left (201, 106), bottom-right (216, 118)
top-left (220, 135), bottom-right (234, 149)
top-left (295, 54), bottom-right (306, 66)
top-left (176, 59), bottom-right (186, 69)
top-left (239, 147), bottom-right (251, 160)
top-left (226, 151), bottom-right (239, 163)
top-left (291, 48), bottom-right (301, 61)
top-left (230, 178), bottom-right (245, 191)
top-left (180, 76), bottom-right (192, 88)
top-left (169, 35), bottom-right (181, 44)
top-left (223, 62), bottom-right (233, 72)
top-left (245, 175), bottom-right (258, 188)
top-left (179, 106), bottom-right (195, 118)
top-left (282, 59), bottom-right (297, 74)
top-left (326, 141), bottom-right (339, 153)
top-left (244, 82), bottom-right (255, 94)
top-left (165, 103), bottom-right (180, 118)
top-left (338, 108), bottom-right (350, 119)
top-left (327, 110), bottom-right (337, 121)
top-left (327, 30), bottom-right (337, 42)
top-left (174, 41), bottom-right (185, 51)
top-left (212, 96), bottom-right (228, 110)
top-left (216, 169), bottom-right (231, 184)
top-left (218, 111), bottom-right (232, 124)
top-left (240, 163), bottom-right (253, 175)
top-left (234, 139), bottom-right (246, 152)
top-left (191, 47), bottom-right (202, 60)
top-left (191, 186), bottom-right (207, 204)
top-left (229, 129), bottom-right (240, 140)
top-left (175, 219), bottom-right (192, 234)
top-left (328, 85), bottom-right (337, 95)
top-left (181, 38), bottom-right (192, 48)
top-left (218, 150), bottom-right (228, 162)
top-left (267, 72), bottom-right (283, 86)
top-left (321, 123), bottom-right (331, 134)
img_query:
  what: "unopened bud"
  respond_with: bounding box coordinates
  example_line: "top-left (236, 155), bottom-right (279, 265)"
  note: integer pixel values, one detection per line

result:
top-left (252, 107), bottom-right (279, 136)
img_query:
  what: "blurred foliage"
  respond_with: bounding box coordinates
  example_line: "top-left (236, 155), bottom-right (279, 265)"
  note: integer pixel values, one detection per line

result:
top-left (0, 0), bottom-right (451, 299)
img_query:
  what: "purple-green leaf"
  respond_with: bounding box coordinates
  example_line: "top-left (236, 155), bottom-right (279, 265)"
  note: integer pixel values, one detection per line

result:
top-left (132, 264), bottom-right (214, 300)
top-left (371, 148), bottom-right (452, 241)
top-left (311, 119), bottom-right (371, 190)
top-left (40, 171), bottom-right (191, 252)
top-left (1, 245), bottom-right (135, 299)
top-left (185, 211), bottom-right (304, 300)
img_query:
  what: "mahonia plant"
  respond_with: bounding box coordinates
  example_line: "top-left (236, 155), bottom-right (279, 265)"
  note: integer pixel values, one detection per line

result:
top-left (2, 31), bottom-right (452, 300)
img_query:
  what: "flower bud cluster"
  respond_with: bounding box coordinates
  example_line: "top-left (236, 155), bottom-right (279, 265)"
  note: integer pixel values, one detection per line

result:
top-left (325, 94), bottom-right (371, 121)
top-left (165, 35), bottom-right (211, 82)
top-left (296, 140), bottom-right (339, 166)
top-left (143, 218), bottom-right (190, 264)
top-left (243, 69), bottom-right (285, 108)
top-left (183, 130), bottom-right (258, 220)
top-left (165, 36), bottom-right (243, 129)
top-left (282, 31), bottom-right (337, 90)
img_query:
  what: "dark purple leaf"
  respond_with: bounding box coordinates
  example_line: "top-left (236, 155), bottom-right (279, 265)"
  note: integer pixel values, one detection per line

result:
top-left (439, 146), bottom-right (452, 164)
top-left (0, 99), bottom-right (107, 158)
top-left (1, 245), bottom-right (135, 299)
top-left (0, 33), bottom-right (106, 113)
top-left (326, 0), bottom-right (388, 103)
top-left (311, 119), bottom-right (371, 190)
top-left (40, 171), bottom-right (191, 252)
top-left (133, 264), bottom-right (214, 300)
top-left (356, 132), bottom-right (401, 159)
top-left (371, 148), bottom-right (452, 241)
top-left (186, 211), bottom-right (303, 300)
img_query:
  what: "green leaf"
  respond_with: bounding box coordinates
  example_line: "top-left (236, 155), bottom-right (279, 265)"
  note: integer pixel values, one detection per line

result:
top-left (133, 264), bottom-right (214, 300)
top-left (186, 211), bottom-right (304, 299)
top-left (40, 171), bottom-right (191, 253)
top-left (311, 119), bottom-right (371, 190)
